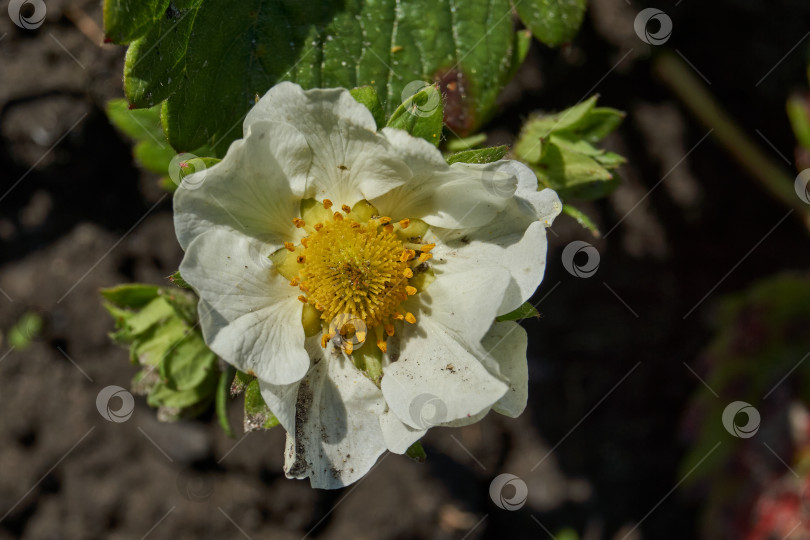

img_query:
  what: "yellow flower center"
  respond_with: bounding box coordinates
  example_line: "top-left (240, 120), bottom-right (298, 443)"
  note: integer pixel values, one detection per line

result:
top-left (273, 199), bottom-right (434, 355)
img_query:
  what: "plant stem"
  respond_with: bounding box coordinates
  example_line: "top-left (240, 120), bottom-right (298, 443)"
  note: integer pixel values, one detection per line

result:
top-left (653, 51), bottom-right (810, 231)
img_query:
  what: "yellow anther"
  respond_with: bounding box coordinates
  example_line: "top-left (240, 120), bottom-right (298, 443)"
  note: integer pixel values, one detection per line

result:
top-left (393, 313), bottom-right (404, 321)
top-left (293, 218), bottom-right (306, 228)
top-left (341, 204), bottom-right (352, 214)
top-left (385, 324), bottom-right (395, 336)
top-left (323, 199), bottom-right (333, 209)
top-left (350, 221), bottom-right (361, 228)
top-left (384, 224), bottom-right (394, 234)
top-left (399, 218), bottom-right (410, 229)
top-left (321, 333), bottom-right (332, 348)
top-left (420, 243), bottom-right (435, 252)
top-left (418, 252), bottom-right (432, 264)
top-left (301, 237), bottom-right (310, 248)
top-left (344, 341), bottom-right (354, 355)
top-left (289, 277), bottom-right (300, 287)
top-left (405, 312), bottom-right (416, 324)
top-left (377, 340), bottom-right (387, 353)
top-left (333, 212), bottom-right (343, 221)
top-left (314, 223), bottom-right (324, 231)
top-left (284, 242), bottom-right (295, 252)
top-left (296, 255), bottom-right (306, 264)
top-left (379, 216), bottom-right (392, 225)
top-left (298, 295), bottom-right (308, 303)
top-left (406, 286), bottom-right (417, 296)
top-left (400, 249), bottom-right (416, 262)
top-left (403, 268), bottom-right (414, 278)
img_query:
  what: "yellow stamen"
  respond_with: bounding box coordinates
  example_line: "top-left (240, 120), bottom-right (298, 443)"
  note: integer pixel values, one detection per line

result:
top-left (289, 277), bottom-right (300, 287)
top-left (399, 218), bottom-right (410, 229)
top-left (323, 199), bottom-right (333, 209)
top-left (314, 223), bottom-right (324, 231)
top-left (418, 252), bottom-right (432, 264)
top-left (420, 243), bottom-right (435, 252)
top-left (385, 323), bottom-right (395, 336)
top-left (341, 204), bottom-right (352, 214)
top-left (333, 212), bottom-right (343, 221)
top-left (284, 242), bottom-right (295, 252)
top-left (301, 237), bottom-right (310, 248)
top-left (379, 216), bottom-right (392, 225)
top-left (384, 224), bottom-right (394, 234)
top-left (298, 295), bottom-right (308, 303)
top-left (293, 218), bottom-right (306, 228)
top-left (406, 286), bottom-right (417, 296)
top-left (403, 268), bottom-right (413, 278)
top-left (296, 255), bottom-right (306, 264)
top-left (405, 312), bottom-right (416, 324)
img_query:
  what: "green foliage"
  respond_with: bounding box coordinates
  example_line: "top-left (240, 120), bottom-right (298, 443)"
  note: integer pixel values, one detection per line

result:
top-left (405, 441), bottom-right (427, 463)
top-left (7, 312), bottom-right (43, 350)
top-left (104, 0), bottom-right (529, 155)
top-left (102, 283), bottom-right (218, 420)
top-left (106, 99), bottom-right (175, 176)
top-left (513, 0), bottom-right (587, 47)
top-left (513, 96), bottom-right (626, 201)
top-left (680, 274), bottom-right (810, 528)
top-left (496, 302), bottom-right (541, 322)
top-left (561, 203), bottom-right (600, 237)
top-left (386, 83), bottom-right (444, 146)
top-left (445, 145), bottom-right (509, 165)
top-left (244, 378), bottom-right (280, 432)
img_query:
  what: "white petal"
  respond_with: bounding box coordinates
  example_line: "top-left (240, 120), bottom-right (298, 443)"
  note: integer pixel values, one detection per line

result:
top-left (381, 268), bottom-right (511, 429)
top-left (261, 342), bottom-right (388, 489)
top-left (482, 321), bottom-right (529, 418)
top-left (246, 82), bottom-right (410, 204)
top-left (174, 120), bottom-right (310, 250)
top-left (431, 164), bottom-right (562, 315)
top-left (372, 128), bottom-right (517, 229)
top-left (379, 410), bottom-right (426, 454)
top-left (180, 229), bottom-right (309, 385)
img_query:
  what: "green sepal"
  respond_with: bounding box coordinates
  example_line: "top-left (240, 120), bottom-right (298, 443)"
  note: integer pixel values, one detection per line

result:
top-left (496, 302), bottom-right (541, 322)
top-left (405, 441), bottom-right (427, 463)
top-left (244, 379), bottom-right (280, 432)
top-left (386, 84), bottom-right (443, 147)
top-left (446, 145), bottom-right (509, 165)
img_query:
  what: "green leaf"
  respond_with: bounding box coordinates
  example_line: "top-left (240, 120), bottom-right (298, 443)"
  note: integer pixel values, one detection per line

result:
top-left (112, 0), bottom-right (523, 155)
top-left (561, 204), bottom-right (600, 236)
top-left (168, 271), bottom-right (192, 290)
top-left (147, 369), bottom-right (218, 410)
top-left (231, 370), bottom-right (255, 396)
top-left (106, 99), bottom-right (175, 175)
top-left (405, 441), bottom-right (427, 463)
top-left (217, 365), bottom-right (236, 438)
top-left (533, 143), bottom-right (613, 189)
top-left (569, 107), bottom-right (626, 143)
top-left (496, 302), bottom-right (540, 322)
top-left (244, 379), bottom-right (280, 431)
top-left (386, 83), bottom-right (444, 146)
top-left (160, 334), bottom-right (217, 391)
top-left (445, 145), bottom-right (509, 165)
top-left (445, 133), bottom-right (488, 152)
top-left (350, 86), bottom-right (385, 129)
top-left (101, 283), bottom-right (161, 308)
top-left (7, 312), bottom-right (43, 350)
top-left (103, 0), bottom-right (170, 44)
top-left (514, 0), bottom-right (587, 47)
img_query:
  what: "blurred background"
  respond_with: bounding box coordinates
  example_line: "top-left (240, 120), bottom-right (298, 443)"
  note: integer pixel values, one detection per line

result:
top-left (2, 0), bottom-right (810, 538)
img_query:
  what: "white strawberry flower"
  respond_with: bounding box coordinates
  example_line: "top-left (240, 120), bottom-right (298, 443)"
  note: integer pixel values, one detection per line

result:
top-left (174, 82), bottom-right (561, 488)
